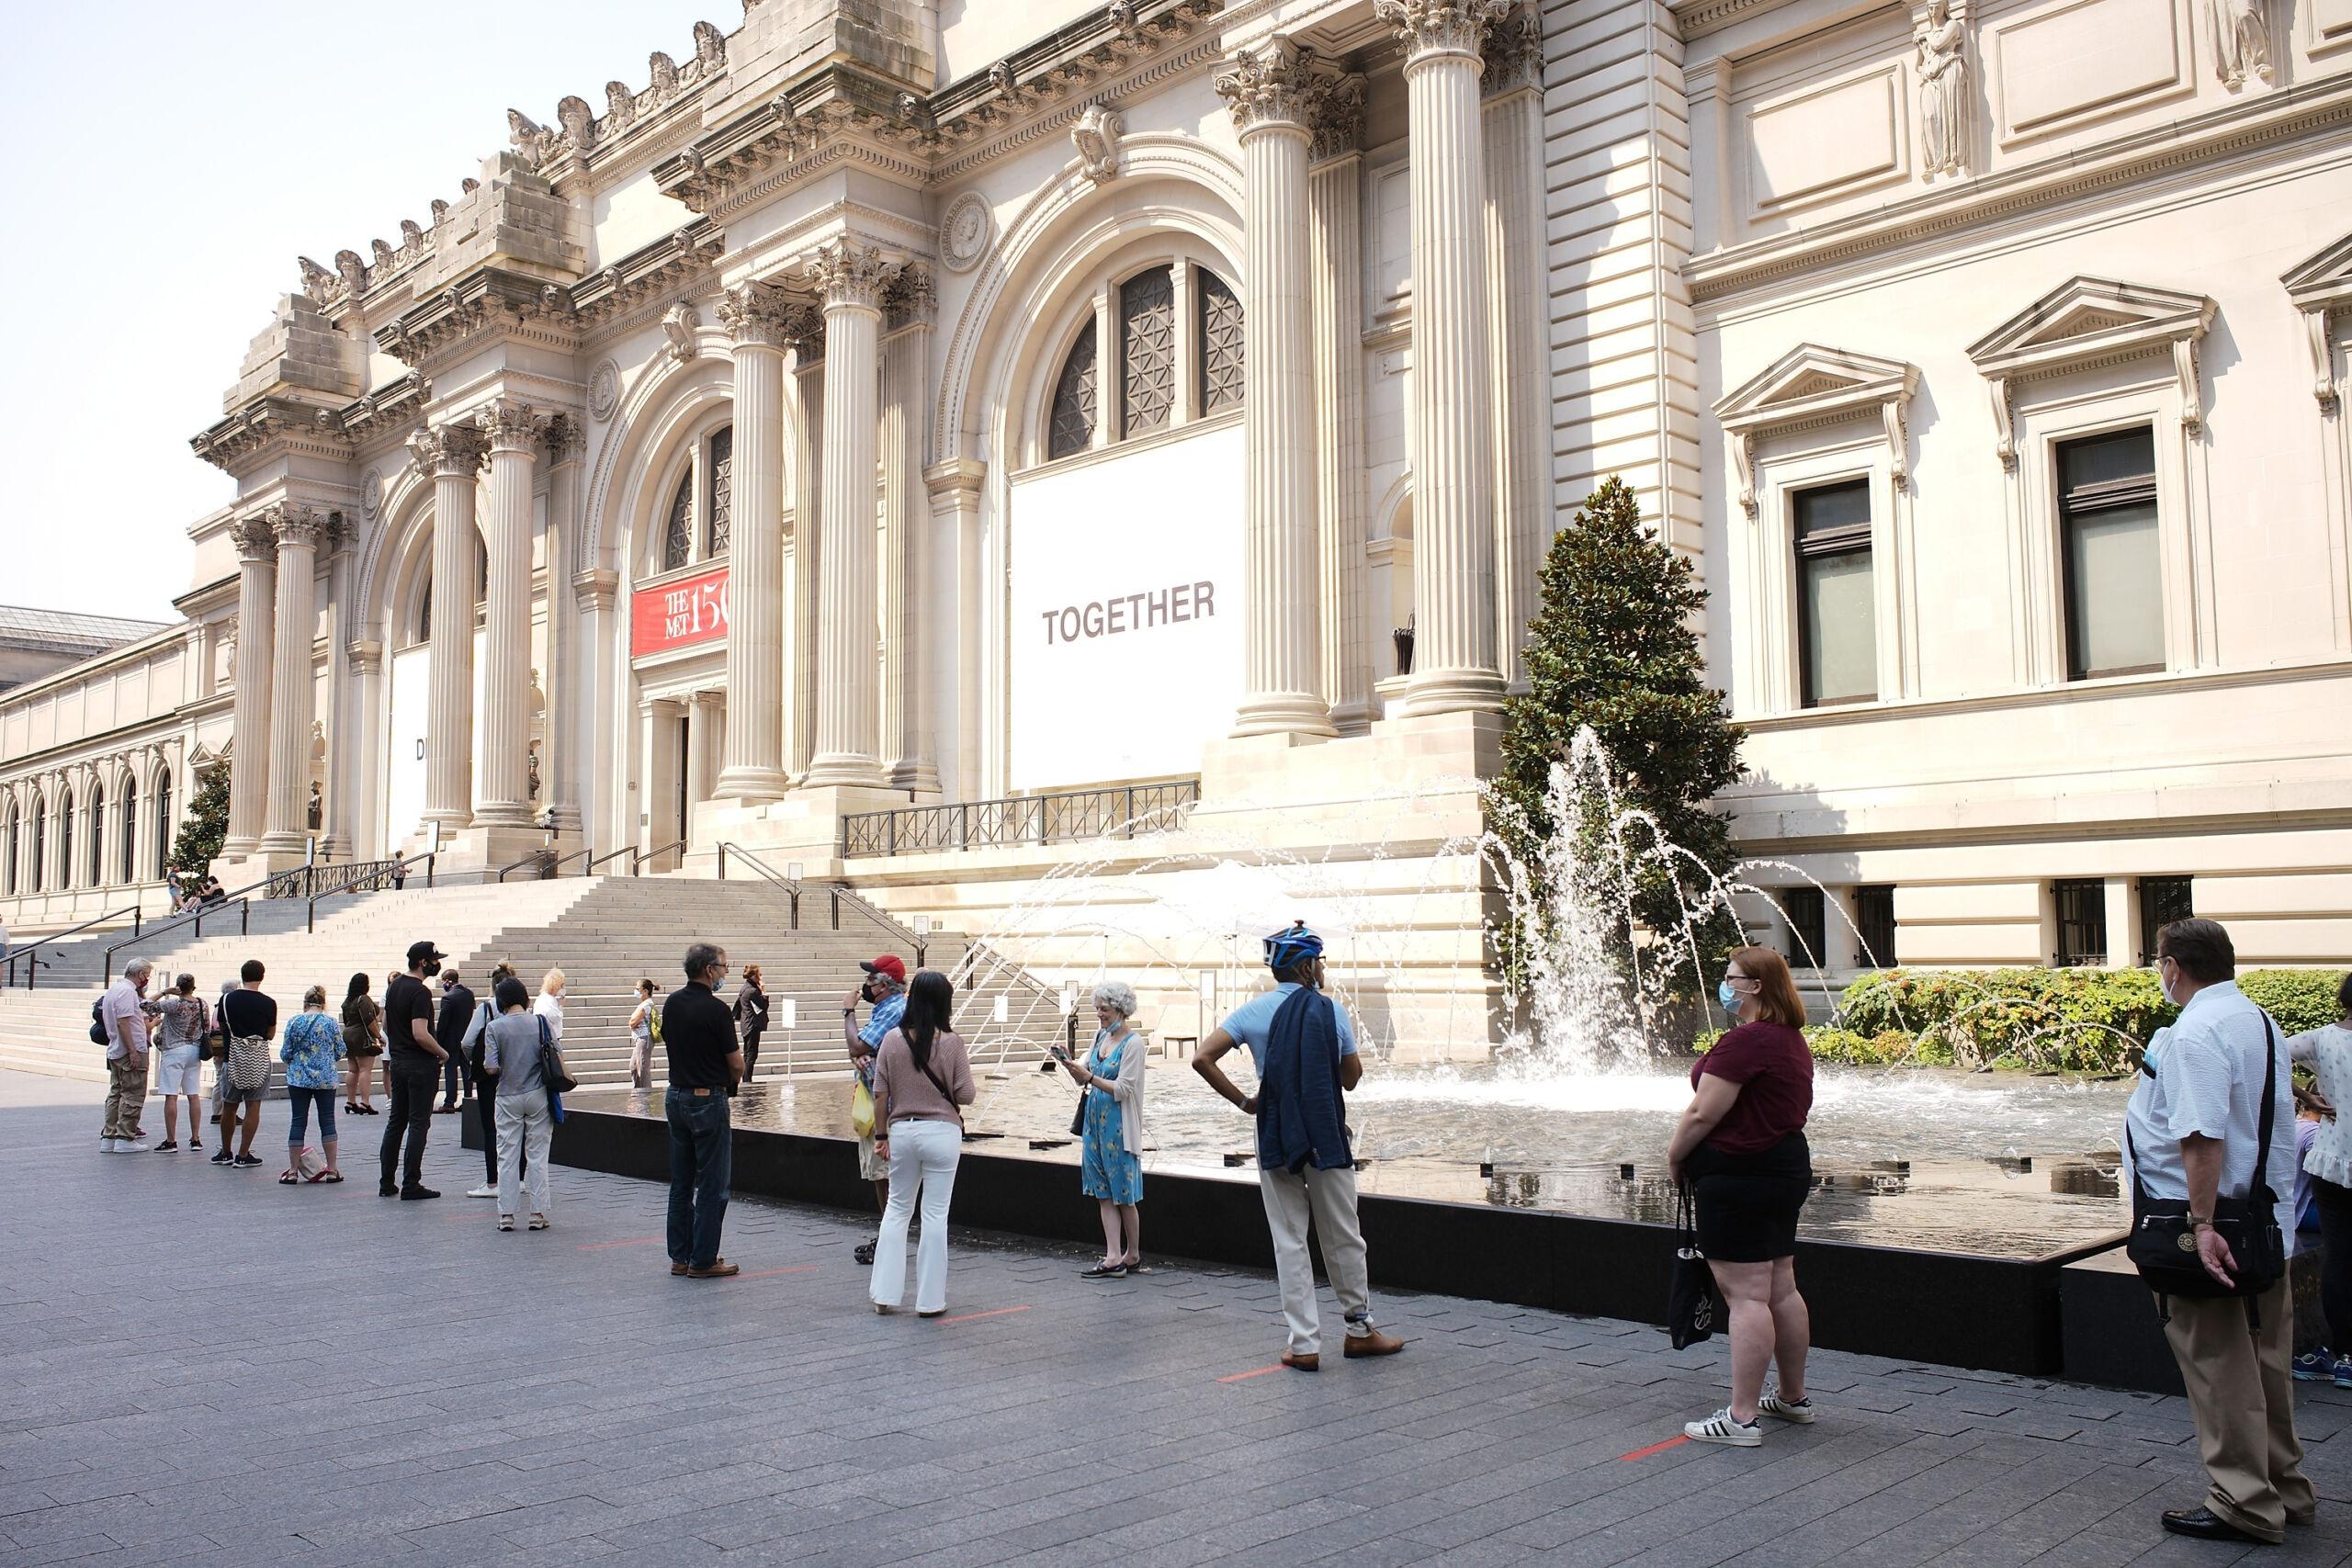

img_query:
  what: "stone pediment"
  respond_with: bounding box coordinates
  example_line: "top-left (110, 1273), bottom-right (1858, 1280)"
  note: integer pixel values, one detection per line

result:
top-left (1967, 277), bottom-right (2214, 464)
top-left (2282, 234), bottom-right (2352, 411)
top-left (1713, 344), bottom-right (1918, 517)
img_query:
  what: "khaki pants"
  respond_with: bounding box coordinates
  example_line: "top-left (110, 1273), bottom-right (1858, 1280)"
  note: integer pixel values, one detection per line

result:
top-left (2163, 1276), bottom-right (2316, 1541)
top-left (103, 1053), bottom-right (147, 1140)
top-left (1259, 1163), bottom-right (1373, 1357)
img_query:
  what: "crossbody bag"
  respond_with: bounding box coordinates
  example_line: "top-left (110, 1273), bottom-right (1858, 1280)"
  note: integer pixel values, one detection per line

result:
top-left (2124, 1013), bottom-right (2287, 1323)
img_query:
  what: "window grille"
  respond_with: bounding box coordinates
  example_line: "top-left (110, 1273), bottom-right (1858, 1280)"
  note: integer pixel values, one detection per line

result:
top-left (2138, 875), bottom-right (2194, 967)
top-left (706, 426), bottom-right (733, 556)
top-left (1120, 265), bottom-right (1176, 436)
top-left (1048, 321), bottom-right (1098, 459)
top-left (1782, 886), bottom-right (1826, 968)
top-left (1200, 270), bottom-right (1244, 413)
top-left (662, 470), bottom-right (694, 572)
top-left (2053, 878), bottom-right (2108, 966)
top-left (1855, 885), bottom-right (1896, 968)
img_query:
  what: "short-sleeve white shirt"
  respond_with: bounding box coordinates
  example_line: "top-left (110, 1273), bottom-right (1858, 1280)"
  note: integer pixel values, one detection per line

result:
top-left (99, 978), bottom-right (149, 1061)
top-left (2120, 980), bottom-right (2298, 1251)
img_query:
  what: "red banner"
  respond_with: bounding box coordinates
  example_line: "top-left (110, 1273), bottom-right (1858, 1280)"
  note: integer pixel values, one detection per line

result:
top-left (632, 567), bottom-right (729, 654)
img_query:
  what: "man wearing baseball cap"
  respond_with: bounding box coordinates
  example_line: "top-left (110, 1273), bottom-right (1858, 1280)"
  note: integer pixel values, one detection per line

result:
top-left (843, 953), bottom-right (908, 1264)
top-left (379, 939), bottom-right (452, 1199)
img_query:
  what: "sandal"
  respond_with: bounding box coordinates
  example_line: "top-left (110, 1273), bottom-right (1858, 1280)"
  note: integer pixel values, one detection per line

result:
top-left (1080, 1260), bottom-right (1126, 1279)
top-left (277, 1170), bottom-right (300, 1184)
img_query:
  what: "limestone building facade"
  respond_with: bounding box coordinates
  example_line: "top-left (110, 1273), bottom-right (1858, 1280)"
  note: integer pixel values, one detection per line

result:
top-left (3, 0), bottom-right (2348, 1050)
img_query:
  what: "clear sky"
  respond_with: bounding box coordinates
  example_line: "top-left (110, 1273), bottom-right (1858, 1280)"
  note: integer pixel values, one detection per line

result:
top-left (0, 0), bottom-right (721, 623)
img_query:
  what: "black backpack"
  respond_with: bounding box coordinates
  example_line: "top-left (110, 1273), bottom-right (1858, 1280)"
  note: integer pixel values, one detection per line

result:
top-left (90, 998), bottom-right (107, 1046)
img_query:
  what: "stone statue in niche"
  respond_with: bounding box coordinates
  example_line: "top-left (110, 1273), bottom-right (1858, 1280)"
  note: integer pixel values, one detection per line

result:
top-left (2211, 0), bottom-right (2270, 87)
top-left (1915, 0), bottom-right (1967, 178)
top-left (306, 782), bottom-right (322, 831)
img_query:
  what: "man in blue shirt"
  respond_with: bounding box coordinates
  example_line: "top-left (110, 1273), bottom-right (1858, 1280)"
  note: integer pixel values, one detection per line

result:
top-left (1194, 922), bottom-right (1403, 1371)
top-left (843, 953), bottom-right (907, 1266)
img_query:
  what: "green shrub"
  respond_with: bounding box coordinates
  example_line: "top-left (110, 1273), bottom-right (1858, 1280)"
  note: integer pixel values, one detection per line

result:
top-left (1690, 1024), bottom-right (1950, 1066)
top-left (2238, 970), bottom-right (2346, 1036)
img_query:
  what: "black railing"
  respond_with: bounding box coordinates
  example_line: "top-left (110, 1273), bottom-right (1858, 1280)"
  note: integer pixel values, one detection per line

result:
top-left (840, 778), bottom-right (1200, 859)
top-left (3, 901), bottom-right (147, 988)
top-left (499, 845), bottom-right (595, 883)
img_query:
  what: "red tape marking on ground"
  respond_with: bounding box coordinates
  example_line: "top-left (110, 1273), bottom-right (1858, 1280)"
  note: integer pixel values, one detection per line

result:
top-left (577, 1236), bottom-right (662, 1251)
top-left (741, 1265), bottom-right (820, 1279)
top-left (934, 1304), bottom-right (1033, 1325)
top-left (1618, 1435), bottom-right (1690, 1462)
top-left (1216, 1365), bottom-right (1289, 1383)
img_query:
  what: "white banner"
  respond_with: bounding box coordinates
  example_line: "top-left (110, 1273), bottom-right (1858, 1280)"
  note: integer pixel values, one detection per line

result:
top-left (1008, 424), bottom-right (1244, 791)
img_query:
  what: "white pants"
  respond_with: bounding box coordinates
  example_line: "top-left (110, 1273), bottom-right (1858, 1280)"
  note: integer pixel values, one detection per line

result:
top-left (1259, 1163), bottom-right (1374, 1356)
top-left (495, 1088), bottom-right (553, 1218)
top-left (872, 1119), bottom-right (960, 1314)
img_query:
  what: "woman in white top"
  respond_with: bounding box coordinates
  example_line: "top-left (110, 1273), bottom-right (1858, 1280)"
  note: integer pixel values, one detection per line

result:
top-left (533, 967), bottom-right (566, 1046)
top-left (2289, 972), bottom-right (2352, 1377)
top-left (1052, 980), bottom-right (1148, 1278)
top-left (628, 978), bottom-right (659, 1090)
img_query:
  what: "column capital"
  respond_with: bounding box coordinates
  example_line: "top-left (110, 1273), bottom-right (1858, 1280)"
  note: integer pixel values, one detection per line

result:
top-left (1215, 38), bottom-right (1317, 137)
top-left (545, 412), bottom-right (588, 464)
top-left (1375, 0), bottom-right (1515, 65)
top-left (347, 639), bottom-right (384, 675)
top-left (573, 568), bottom-right (619, 612)
top-left (262, 502), bottom-right (332, 553)
top-left (475, 397), bottom-right (548, 455)
top-left (807, 238), bottom-right (901, 314)
top-left (716, 279), bottom-right (795, 348)
top-left (922, 457), bottom-right (987, 499)
top-left (1480, 7), bottom-right (1543, 96)
top-left (1306, 69), bottom-right (1369, 161)
top-left (408, 422), bottom-right (487, 479)
top-left (231, 513), bottom-right (279, 564)
top-left (885, 264), bottom-right (936, 331)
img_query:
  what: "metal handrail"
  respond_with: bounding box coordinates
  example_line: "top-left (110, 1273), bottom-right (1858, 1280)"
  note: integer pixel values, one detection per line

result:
top-left (303, 849), bottom-right (435, 932)
top-left (3, 900), bottom-right (148, 989)
top-left (716, 842), bottom-right (804, 929)
top-left (840, 777), bottom-right (1201, 859)
top-left (105, 896), bottom-right (251, 981)
top-left (583, 844), bottom-right (636, 875)
top-left (631, 839), bottom-right (686, 876)
top-left (499, 844), bottom-right (596, 883)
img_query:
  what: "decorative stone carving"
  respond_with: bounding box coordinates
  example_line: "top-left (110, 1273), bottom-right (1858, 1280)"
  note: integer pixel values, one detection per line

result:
top-left (940, 191), bottom-right (992, 273)
top-left (1966, 276), bottom-right (2216, 466)
top-left (895, 91), bottom-right (936, 138)
top-left (230, 514), bottom-right (278, 563)
top-left (2211, 0), bottom-right (2270, 87)
top-left (547, 413), bottom-right (588, 461)
top-left (1481, 6), bottom-right (1543, 96)
top-left (370, 239), bottom-right (395, 269)
top-left (808, 239), bottom-right (900, 312)
top-left (408, 422), bottom-right (487, 479)
top-left (507, 107), bottom-right (552, 160)
top-left (475, 398), bottom-right (547, 453)
top-left (557, 95), bottom-right (597, 154)
top-left (2281, 233), bottom-right (2352, 412)
top-left (1713, 344), bottom-right (1921, 516)
top-left (587, 357), bottom-right (622, 421)
top-left (430, 197), bottom-right (449, 222)
top-left (650, 51), bottom-right (680, 95)
top-left (1216, 39), bottom-right (1316, 135)
top-left (1916, 0), bottom-right (1968, 177)
top-left (360, 467), bottom-right (384, 519)
top-left (605, 81), bottom-right (637, 130)
top-left (1374, 0), bottom-right (1515, 61)
top-left (693, 20), bottom-right (725, 73)
top-left (887, 265), bottom-right (937, 329)
top-left (716, 281), bottom-right (792, 345)
top-left (662, 300), bottom-right (701, 362)
top-left (988, 60), bottom-right (1022, 101)
top-left (334, 250), bottom-right (367, 294)
top-left (1109, 1), bottom-right (1142, 42)
top-left (1072, 103), bottom-right (1125, 181)
top-left (1305, 70), bottom-right (1368, 162)
top-left (399, 219), bottom-right (425, 250)
top-left (297, 255), bottom-right (336, 298)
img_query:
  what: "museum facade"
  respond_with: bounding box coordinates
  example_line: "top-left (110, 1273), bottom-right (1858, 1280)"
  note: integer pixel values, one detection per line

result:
top-left (3, 0), bottom-right (2349, 1044)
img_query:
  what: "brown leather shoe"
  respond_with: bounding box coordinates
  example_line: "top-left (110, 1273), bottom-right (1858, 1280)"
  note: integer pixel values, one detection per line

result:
top-left (670, 1262), bottom-right (689, 1276)
top-left (686, 1260), bottom-right (739, 1279)
top-left (1280, 1350), bottom-right (1319, 1372)
top-left (1343, 1328), bottom-right (1406, 1358)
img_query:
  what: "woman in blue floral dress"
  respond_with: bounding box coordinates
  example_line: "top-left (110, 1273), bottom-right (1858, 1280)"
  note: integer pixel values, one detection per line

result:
top-left (278, 985), bottom-right (348, 1183)
top-left (1055, 980), bottom-right (1148, 1277)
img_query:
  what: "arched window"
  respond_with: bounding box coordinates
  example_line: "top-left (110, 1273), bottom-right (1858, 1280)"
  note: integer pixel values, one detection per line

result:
top-left (414, 585), bottom-right (432, 646)
top-left (58, 791), bottom-right (74, 890)
top-left (1044, 263), bottom-right (1241, 463)
top-left (1047, 321), bottom-right (1099, 460)
top-left (87, 784), bottom-right (105, 887)
top-left (4, 803), bottom-right (17, 896)
top-left (662, 471), bottom-right (694, 572)
top-left (28, 793), bottom-right (45, 892)
top-left (119, 781), bottom-right (137, 885)
top-left (706, 426), bottom-right (733, 556)
top-left (153, 773), bottom-right (173, 881)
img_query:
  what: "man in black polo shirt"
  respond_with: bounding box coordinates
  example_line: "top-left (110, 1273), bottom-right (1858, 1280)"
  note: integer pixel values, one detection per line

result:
top-left (663, 942), bottom-right (742, 1279)
top-left (379, 941), bottom-right (451, 1200)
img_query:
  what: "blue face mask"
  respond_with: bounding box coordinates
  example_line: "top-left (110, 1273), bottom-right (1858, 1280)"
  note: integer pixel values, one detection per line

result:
top-left (1718, 978), bottom-right (1741, 1014)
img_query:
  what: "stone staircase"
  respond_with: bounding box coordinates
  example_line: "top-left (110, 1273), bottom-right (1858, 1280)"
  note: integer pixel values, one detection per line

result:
top-left (0, 875), bottom-right (1069, 1088)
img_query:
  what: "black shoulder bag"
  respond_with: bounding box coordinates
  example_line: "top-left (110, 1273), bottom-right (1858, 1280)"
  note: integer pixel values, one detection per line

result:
top-left (1666, 1183), bottom-right (1717, 1348)
top-left (2124, 1013), bottom-right (2287, 1324)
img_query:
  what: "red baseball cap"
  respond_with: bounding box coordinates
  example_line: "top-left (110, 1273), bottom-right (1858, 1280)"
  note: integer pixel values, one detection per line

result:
top-left (861, 954), bottom-right (907, 984)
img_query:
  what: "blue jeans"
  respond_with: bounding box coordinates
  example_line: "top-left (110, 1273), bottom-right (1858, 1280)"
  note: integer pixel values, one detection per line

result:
top-left (665, 1089), bottom-right (731, 1269)
top-left (287, 1087), bottom-right (337, 1146)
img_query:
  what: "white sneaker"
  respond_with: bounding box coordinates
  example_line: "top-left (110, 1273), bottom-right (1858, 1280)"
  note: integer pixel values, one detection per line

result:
top-left (468, 1185), bottom-right (497, 1199)
top-left (1759, 1389), bottom-right (1816, 1425)
top-left (100, 1137), bottom-right (120, 1154)
top-left (1684, 1408), bottom-right (1762, 1447)
top-left (119, 1140), bottom-right (150, 1154)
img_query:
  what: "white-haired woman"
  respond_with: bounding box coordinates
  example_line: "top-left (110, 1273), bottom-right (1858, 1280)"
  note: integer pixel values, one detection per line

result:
top-left (1054, 979), bottom-right (1148, 1277)
top-left (532, 967), bottom-right (566, 1052)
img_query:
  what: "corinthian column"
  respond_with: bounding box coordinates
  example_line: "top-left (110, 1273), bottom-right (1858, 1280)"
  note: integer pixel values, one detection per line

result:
top-left (881, 267), bottom-right (938, 792)
top-left (543, 418), bottom-right (586, 835)
top-left (1217, 39), bottom-right (1335, 739)
top-left (259, 504), bottom-right (328, 853)
top-left (786, 310), bottom-right (825, 778)
top-left (715, 282), bottom-right (792, 801)
top-left (222, 517), bottom-right (277, 857)
top-left (411, 422), bottom-right (487, 836)
top-left (805, 239), bottom-right (899, 789)
top-left (473, 400), bottom-right (545, 829)
top-left (1379, 0), bottom-right (1512, 715)
top-left (1483, 8), bottom-right (1546, 689)
top-left (1307, 69), bottom-right (1373, 733)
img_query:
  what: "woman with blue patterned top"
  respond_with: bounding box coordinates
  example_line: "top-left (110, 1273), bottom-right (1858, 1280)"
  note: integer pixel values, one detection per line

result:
top-left (1054, 980), bottom-right (1148, 1277)
top-left (279, 985), bottom-right (347, 1184)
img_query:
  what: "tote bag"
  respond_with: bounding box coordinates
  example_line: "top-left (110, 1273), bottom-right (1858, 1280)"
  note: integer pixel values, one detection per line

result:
top-left (1666, 1184), bottom-right (1717, 1348)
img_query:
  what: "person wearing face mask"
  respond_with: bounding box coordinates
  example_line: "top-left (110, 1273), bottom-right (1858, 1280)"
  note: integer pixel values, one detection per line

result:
top-left (843, 954), bottom-right (908, 1267)
top-left (1666, 944), bottom-right (1816, 1447)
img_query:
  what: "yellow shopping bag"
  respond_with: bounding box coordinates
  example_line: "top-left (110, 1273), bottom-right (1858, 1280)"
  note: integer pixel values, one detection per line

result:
top-left (850, 1078), bottom-right (876, 1138)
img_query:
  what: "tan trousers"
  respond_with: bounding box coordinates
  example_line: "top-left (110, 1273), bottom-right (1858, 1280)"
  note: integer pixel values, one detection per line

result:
top-left (103, 1052), bottom-right (147, 1139)
top-left (1259, 1163), bottom-right (1373, 1356)
top-left (2163, 1276), bottom-right (2315, 1541)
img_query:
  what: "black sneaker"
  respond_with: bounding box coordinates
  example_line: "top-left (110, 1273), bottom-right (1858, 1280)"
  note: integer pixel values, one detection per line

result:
top-left (401, 1185), bottom-right (441, 1201)
top-left (153, 1141), bottom-right (178, 1153)
top-left (210, 1150), bottom-right (236, 1166)
top-left (232, 1154), bottom-right (264, 1168)
top-left (854, 1242), bottom-right (876, 1266)
top-left (379, 1181), bottom-right (399, 1197)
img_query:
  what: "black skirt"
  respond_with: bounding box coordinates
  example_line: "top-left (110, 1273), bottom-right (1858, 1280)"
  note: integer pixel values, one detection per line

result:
top-left (1688, 1132), bottom-right (1811, 1264)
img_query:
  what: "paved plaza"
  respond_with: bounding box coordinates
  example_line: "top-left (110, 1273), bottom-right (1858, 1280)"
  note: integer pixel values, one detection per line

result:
top-left (5, 1069), bottom-right (2351, 1568)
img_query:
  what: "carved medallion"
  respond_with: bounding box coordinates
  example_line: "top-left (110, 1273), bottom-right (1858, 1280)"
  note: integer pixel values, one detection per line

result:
top-left (940, 191), bottom-right (991, 275)
top-left (360, 467), bottom-right (384, 519)
top-left (588, 358), bottom-right (622, 422)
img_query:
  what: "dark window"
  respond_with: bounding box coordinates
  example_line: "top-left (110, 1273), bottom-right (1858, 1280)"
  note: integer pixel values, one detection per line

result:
top-left (153, 773), bottom-right (173, 881)
top-left (119, 784), bottom-right (136, 886)
top-left (2053, 878), bottom-right (2108, 966)
top-left (1855, 885), bottom-right (1896, 968)
top-left (1782, 886), bottom-right (1826, 968)
top-left (2138, 875), bottom-right (2194, 967)
top-left (4, 805), bottom-right (17, 896)
top-left (29, 795), bottom-right (45, 892)
top-left (1199, 269), bottom-right (1244, 413)
top-left (415, 585), bottom-right (431, 645)
top-left (706, 426), bottom-right (733, 556)
top-left (1120, 265), bottom-right (1176, 437)
top-left (61, 792), bottom-right (77, 890)
top-left (662, 470), bottom-right (694, 573)
top-left (1047, 320), bottom-right (1098, 459)
top-left (85, 786), bottom-right (105, 886)
top-left (1792, 479), bottom-right (1876, 706)
top-left (2057, 427), bottom-right (2163, 681)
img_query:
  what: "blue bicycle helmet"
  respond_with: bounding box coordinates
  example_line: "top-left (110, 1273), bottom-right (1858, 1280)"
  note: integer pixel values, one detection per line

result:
top-left (1262, 920), bottom-right (1324, 973)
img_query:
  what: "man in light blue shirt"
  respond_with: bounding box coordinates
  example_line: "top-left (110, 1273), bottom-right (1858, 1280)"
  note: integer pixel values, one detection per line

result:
top-left (1194, 922), bottom-right (1402, 1371)
top-left (844, 953), bottom-right (907, 1265)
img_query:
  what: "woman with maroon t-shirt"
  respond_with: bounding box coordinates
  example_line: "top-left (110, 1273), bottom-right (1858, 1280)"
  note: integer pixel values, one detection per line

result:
top-left (1668, 944), bottom-right (1816, 1447)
